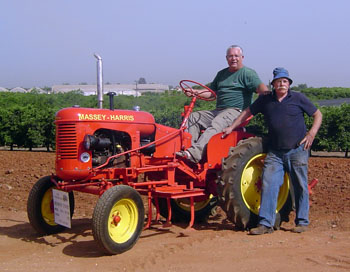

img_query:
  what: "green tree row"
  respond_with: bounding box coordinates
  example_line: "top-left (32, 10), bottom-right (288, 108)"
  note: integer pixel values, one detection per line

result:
top-left (0, 89), bottom-right (349, 155)
top-left (300, 87), bottom-right (350, 100)
top-left (0, 91), bottom-right (96, 150)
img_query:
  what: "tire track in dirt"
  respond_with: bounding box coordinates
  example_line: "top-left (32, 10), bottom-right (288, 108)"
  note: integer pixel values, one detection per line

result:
top-left (1, 152), bottom-right (350, 272)
top-left (124, 219), bottom-right (235, 271)
top-left (306, 254), bottom-right (350, 271)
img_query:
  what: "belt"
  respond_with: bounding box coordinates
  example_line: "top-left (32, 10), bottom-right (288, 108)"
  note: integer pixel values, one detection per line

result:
top-left (216, 107), bottom-right (242, 112)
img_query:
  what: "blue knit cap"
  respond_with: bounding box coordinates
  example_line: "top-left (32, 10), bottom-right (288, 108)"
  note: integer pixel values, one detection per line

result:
top-left (271, 67), bottom-right (293, 84)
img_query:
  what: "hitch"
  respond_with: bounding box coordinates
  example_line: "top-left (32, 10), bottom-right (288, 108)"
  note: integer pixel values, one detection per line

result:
top-left (308, 178), bottom-right (318, 195)
top-left (308, 178), bottom-right (318, 206)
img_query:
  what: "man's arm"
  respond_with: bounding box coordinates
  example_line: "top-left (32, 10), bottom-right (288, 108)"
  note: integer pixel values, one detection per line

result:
top-left (222, 107), bottom-right (252, 138)
top-left (255, 83), bottom-right (270, 95)
top-left (300, 109), bottom-right (323, 150)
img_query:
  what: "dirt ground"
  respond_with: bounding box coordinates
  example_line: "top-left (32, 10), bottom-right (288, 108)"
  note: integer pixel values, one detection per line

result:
top-left (0, 150), bottom-right (350, 272)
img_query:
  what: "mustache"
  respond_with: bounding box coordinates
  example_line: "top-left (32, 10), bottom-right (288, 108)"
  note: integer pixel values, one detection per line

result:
top-left (276, 86), bottom-right (288, 90)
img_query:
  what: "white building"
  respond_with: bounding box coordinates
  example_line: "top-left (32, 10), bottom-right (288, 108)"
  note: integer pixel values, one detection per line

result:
top-left (0, 87), bottom-right (9, 92)
top-left (27, 87), bottom-right (46, 93)
top-left (10, 87), bottom-right (27, 93)
top-left (51, 83), bottom-right (169, 96)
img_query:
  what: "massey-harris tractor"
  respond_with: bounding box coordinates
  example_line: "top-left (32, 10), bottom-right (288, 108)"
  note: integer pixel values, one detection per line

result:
top-left (27, 80), bottom-right (293, 255)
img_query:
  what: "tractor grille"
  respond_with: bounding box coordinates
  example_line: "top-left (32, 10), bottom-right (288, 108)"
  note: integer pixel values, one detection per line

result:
top-left (56, 123), bottom-right (78, 159)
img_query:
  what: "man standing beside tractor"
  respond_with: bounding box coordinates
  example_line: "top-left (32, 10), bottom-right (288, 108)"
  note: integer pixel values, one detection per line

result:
top-left (176, 45), bottom-right (269, 163)
top-left (223, 67), bottom-right (323, 235)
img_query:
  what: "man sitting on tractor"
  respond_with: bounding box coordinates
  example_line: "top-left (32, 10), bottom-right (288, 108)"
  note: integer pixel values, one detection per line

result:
top-left (176, 45), bottom-right (268, 163)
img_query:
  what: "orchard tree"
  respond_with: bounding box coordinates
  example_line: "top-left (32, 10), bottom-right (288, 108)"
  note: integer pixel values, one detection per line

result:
top-left (138, 77), bottom-right (147, 84)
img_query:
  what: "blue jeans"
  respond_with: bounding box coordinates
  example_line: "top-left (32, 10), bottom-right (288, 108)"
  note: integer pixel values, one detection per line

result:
top-left (259, 144), bottom-right (310, 228)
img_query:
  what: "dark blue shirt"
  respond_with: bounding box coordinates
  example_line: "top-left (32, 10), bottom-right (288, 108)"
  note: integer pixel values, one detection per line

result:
top-left (249, 90), bottom-right (317, 150)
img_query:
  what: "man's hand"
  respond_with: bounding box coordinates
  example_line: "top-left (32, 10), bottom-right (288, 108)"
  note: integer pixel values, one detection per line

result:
top-left (184, 88), bottom-right (197, 97)
top-left (256, 83), bottom-right (270, 95)
top-left (299, 132), bottom-right (315, 150)
top-left (221, 108), bottom-right (252, 139)
top-left (221, 126), bottom-right (233, 138)
top-left (261, 90), bottom-right (272, 95)
top-left (300, 109), bottom-right (322, 150)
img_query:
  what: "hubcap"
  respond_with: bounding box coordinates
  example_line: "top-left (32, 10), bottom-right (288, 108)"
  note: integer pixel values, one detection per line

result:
top-left (108, 199), bottom-right (138, 244)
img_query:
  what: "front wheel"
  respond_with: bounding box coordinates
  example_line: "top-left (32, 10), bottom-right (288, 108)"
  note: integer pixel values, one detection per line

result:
top-left (217, 137), bottom-right (292, 229)
top-left (27, 176), bottom-right (75, 235)
top-left (92, 185), bottom-right (145, 255)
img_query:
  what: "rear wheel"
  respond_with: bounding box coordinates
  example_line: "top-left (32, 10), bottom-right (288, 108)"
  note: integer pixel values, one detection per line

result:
top-left (92, 185), bottom-right (144, 255)
top-left (217, 137), bottom-right (292, 229)
top-left (27, 176), bottom-right (75, 235)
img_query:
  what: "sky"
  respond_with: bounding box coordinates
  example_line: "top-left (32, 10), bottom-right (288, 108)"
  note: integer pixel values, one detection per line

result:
top-left (1, 0), bottom-right (350, 89)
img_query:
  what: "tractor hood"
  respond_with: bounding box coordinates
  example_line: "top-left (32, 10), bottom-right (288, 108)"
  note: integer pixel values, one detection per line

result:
top-left (55, 107), bottom-right (155, 124)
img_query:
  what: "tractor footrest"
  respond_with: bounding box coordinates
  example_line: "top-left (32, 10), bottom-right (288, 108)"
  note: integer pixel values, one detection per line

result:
top-left (153, 187), bottom-right (206, 199)
top-left (136, 185), bottom-right (205, 199)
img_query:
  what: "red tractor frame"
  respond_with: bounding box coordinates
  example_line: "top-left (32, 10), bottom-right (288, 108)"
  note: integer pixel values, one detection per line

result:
top-left (27, 80), bottom-right (302, 255)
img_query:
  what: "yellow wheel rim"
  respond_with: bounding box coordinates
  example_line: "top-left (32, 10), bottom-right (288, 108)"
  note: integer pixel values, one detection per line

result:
top-left (241, 154), bottom-right (290, 215)
top-left (173, 194), bottom-right (213, 212)
top-left (108, 198), bottom-right (139, 244)
top-left (41, 188), bottom-right (56, 226)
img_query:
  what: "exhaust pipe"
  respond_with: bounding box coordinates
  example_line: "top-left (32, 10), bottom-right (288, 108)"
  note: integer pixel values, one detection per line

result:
top-left (94, 53), bottom-right (104, 109)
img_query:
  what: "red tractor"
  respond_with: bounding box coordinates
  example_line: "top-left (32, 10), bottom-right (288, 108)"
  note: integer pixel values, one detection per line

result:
top-left (27, 80), bottom-right (292, 255)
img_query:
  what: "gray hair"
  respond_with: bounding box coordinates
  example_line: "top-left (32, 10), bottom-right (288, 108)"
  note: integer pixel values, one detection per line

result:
top-left (226, 45), bottom-right (243, 56)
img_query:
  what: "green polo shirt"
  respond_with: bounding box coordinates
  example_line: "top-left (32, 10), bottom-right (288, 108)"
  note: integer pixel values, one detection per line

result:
top-left (210, 66), bottom-right (262, 110)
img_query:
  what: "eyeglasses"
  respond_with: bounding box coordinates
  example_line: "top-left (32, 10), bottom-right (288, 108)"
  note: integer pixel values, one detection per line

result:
top-left (226, 55), bottom-right (242, 59)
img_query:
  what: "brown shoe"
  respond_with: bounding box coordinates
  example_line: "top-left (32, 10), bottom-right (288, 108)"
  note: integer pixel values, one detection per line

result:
top-left (249, 224), bottom-right (274, 235)
top-left (292, 225), bottom-right (308, 233)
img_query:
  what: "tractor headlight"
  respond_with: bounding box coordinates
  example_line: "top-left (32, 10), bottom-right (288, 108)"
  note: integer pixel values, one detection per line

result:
top-left (80, 152), bottom-right (90, 163)
top-left (84, 134), bottom-right (98, 150)
top-left (83, 134), bottom-right (112, 150)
